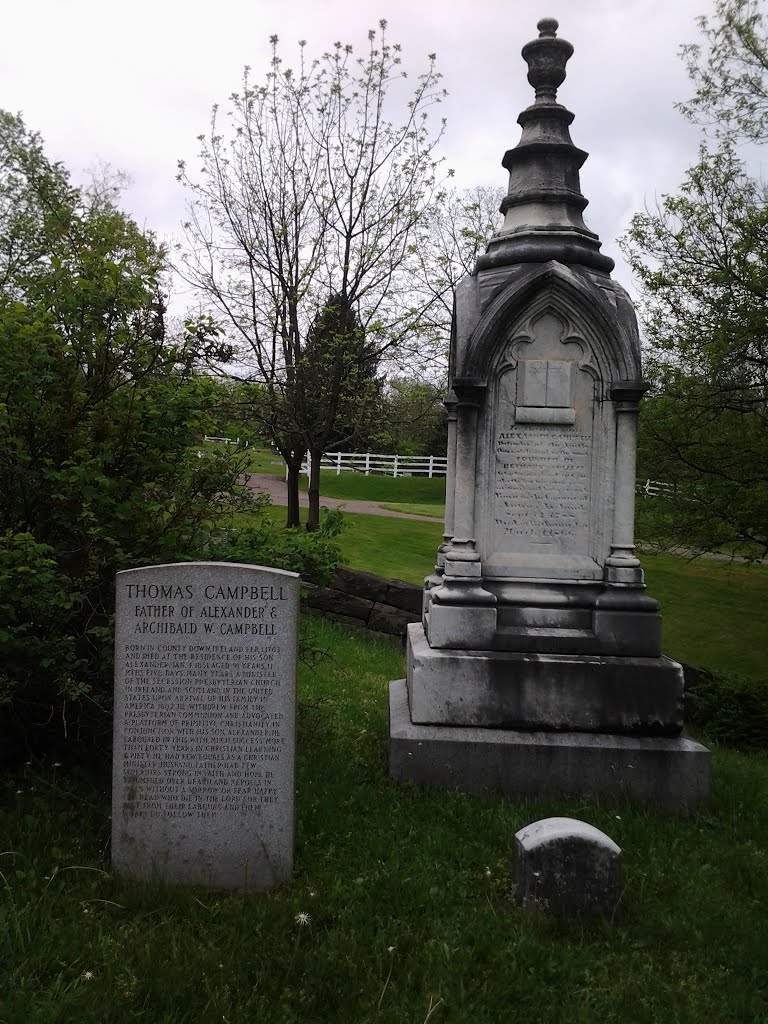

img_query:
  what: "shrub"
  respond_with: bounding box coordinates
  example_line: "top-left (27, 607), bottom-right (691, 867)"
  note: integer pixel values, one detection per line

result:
top-left (685, 666), bottom-right (768, 749)
top-left (0, 114), bottom-right (254, 758)
top-left (199, 505), bottom-right (344, 587)
top-left (0, 532), bottom-right (84, 704)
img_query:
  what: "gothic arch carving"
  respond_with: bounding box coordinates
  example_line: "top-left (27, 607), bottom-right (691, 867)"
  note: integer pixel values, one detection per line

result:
top-left (459, 261), bottom-right (640, 387)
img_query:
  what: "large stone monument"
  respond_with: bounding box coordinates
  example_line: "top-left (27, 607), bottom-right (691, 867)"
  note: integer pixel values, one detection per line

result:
top-left (113, 562), bottom-right (299, 890)
top-left (389, 19), bottom-right (710, 812)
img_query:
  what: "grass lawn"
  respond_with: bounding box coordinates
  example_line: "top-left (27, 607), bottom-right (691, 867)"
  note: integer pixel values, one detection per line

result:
top-left (301, 470), bottom-right (446, 505)
top-left (241, 445), bottom-right (287, 475)
top-left (2, 615), bottom-right (767, 1023)
top-left (379, 502), bottom-right (444, 518)
top-left (245, 506), bottom-right (768, 679)
top-left (640, 553), bottom-right (768, 678)
top-left (333, 511), bottom-right (443, 583)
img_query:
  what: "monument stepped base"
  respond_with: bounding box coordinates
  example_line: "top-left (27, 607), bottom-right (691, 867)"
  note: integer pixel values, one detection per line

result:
top-left (407, 623), bottom-right (684, 734)
top-left (388, 679), bottom-right (709, 815)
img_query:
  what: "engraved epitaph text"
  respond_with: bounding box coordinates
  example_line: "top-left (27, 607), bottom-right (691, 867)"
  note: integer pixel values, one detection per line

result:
top-left (493, 426), bottom-right (592, 553)
top-left (112, 562), bottom-right (299, 891)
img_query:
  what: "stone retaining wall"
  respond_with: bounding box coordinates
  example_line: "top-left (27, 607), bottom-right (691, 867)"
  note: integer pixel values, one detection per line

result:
top-left (304, 566), bottom-right (422, 639)
top-left (305, 569), bottom-right (709, 700)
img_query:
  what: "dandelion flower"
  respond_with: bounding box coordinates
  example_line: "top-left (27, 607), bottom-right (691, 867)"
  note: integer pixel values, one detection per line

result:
top-left (294, 911), bottom-right (310, 927)
top-left (82, 970), bottom-right (95, 982)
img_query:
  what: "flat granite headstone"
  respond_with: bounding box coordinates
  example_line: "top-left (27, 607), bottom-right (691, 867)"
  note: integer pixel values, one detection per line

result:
top-left (514, 817), bottom-right (621, 916)
top-left (112, 562), bottom-right (299, 891)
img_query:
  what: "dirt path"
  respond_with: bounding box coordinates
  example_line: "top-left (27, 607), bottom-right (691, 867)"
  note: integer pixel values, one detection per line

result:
top-left (242, 472), bottom-right (443, 523)
top-left (241, 473), bottom-right (761, 561)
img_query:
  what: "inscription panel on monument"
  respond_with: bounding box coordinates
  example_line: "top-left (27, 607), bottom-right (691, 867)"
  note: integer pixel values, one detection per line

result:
top-left (493, 425), bottom-right (592, 556)
top-left (112, 562), bottom-right (299, 892)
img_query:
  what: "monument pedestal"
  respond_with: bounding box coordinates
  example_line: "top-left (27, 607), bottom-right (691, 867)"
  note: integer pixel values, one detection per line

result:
top-left (387, 19), bottom-right (710, 815)
top-left (406, 622), bottom-right (683, 733)
top-left (389, 678), bottom-right (709, 814)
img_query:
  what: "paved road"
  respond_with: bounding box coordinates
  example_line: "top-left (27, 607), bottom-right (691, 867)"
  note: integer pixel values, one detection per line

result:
top-left (242, 472), bottom-right (443, 524)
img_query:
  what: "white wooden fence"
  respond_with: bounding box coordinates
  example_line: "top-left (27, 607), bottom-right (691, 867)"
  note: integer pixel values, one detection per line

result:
top-left (202, 433), bottom-right (673, 492)
top-left (294, 455), bottom-right (671, 492)
top-left (203, 435), bottom-right (250, 447)
top-left (637, 479), bottom-right (674, 497)
top-left (297, 451), bottom-right (448, 479)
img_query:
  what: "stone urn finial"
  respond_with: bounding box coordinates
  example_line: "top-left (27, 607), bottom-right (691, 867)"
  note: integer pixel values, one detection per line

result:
top-left (521, 17), bottom-right (574, 103)
top-left (475, 16), bottom-right (614, 274)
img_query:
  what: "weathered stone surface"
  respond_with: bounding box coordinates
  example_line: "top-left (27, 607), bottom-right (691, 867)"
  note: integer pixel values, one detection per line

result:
top-left (368, 602), bottom-right (419, 637)
top-left (388, 679), bottom-right (710, 814)
top-left (304, 586), bottom-right (373, 622)
top-left (426, 601), bottom-right (498, 650)
top-left (384, 580), bottom-right (423, 614)
top-left (387, 18), bottom-right (710, 812)
top-left (514, 817), bottom-right (621, 916)
top-left (407, 623), bottom-right (684, 734)
top-left (112, 562), bottom-right (299, 891)
top-left (331, 566), bottom-right (388, 604)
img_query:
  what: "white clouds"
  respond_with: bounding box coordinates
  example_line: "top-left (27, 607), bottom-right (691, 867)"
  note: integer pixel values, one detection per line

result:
top-left (1, 0), bottom-right (716, 303)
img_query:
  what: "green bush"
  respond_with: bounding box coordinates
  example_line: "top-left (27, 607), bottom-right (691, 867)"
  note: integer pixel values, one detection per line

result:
top-left (199, 505), bottom-right (343, 587)
top-left (0, 114), bottom-right (257, 757)
top-left (686, 668), bottom-right (768, 748)
top-left (0, 532), bottom-right (84, 705)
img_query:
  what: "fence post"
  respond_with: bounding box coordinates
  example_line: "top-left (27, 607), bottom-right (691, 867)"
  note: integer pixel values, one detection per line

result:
top-left (365, 453), bottom-right (370, 476)
top-left (393, 454), bottom-right (399, 478)
top-left (428, 455), bottom-right (434, 478)
top-left (336, 452), bottom-right (342, 476)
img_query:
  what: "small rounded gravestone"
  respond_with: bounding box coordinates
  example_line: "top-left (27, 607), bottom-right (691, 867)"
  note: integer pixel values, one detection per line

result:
top-left (514, 817), bottom-right (621, 916)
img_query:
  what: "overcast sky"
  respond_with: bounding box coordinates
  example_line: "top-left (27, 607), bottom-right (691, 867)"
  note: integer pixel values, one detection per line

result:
top-left (2, 0), bottom-right (716, 309)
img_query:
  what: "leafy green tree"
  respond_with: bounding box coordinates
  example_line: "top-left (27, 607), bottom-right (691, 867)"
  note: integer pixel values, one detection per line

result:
top-left (296, 294), bottom-right (381, 530)
top-left (177, 23), bottom-right (448, 530)
top-left (0, 112), bottom-right (251, 751)
top-left (622, 0), bottom-right (768, 558)
top-left (370, 377), bottom-right (447, 457)
top-left (678, 0), bottom-right (768, 141)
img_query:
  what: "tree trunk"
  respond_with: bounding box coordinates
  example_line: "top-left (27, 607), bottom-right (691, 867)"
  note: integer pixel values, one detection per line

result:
top-left (284, 458), bottom-right (302, 529)
top-left (306, 446), bottom-right (322, 532)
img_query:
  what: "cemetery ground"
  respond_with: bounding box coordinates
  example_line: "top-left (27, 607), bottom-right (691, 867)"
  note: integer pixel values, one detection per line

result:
top-left (3, 612), bottom-right (767, 1023)
top-left (3, 470), bottom-right (767, 1022)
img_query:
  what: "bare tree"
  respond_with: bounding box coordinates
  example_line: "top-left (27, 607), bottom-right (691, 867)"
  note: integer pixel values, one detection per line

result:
top-left (412, 185), bottom-right (504, 371)
top-left (177, 23), bottom-right (447, 528)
